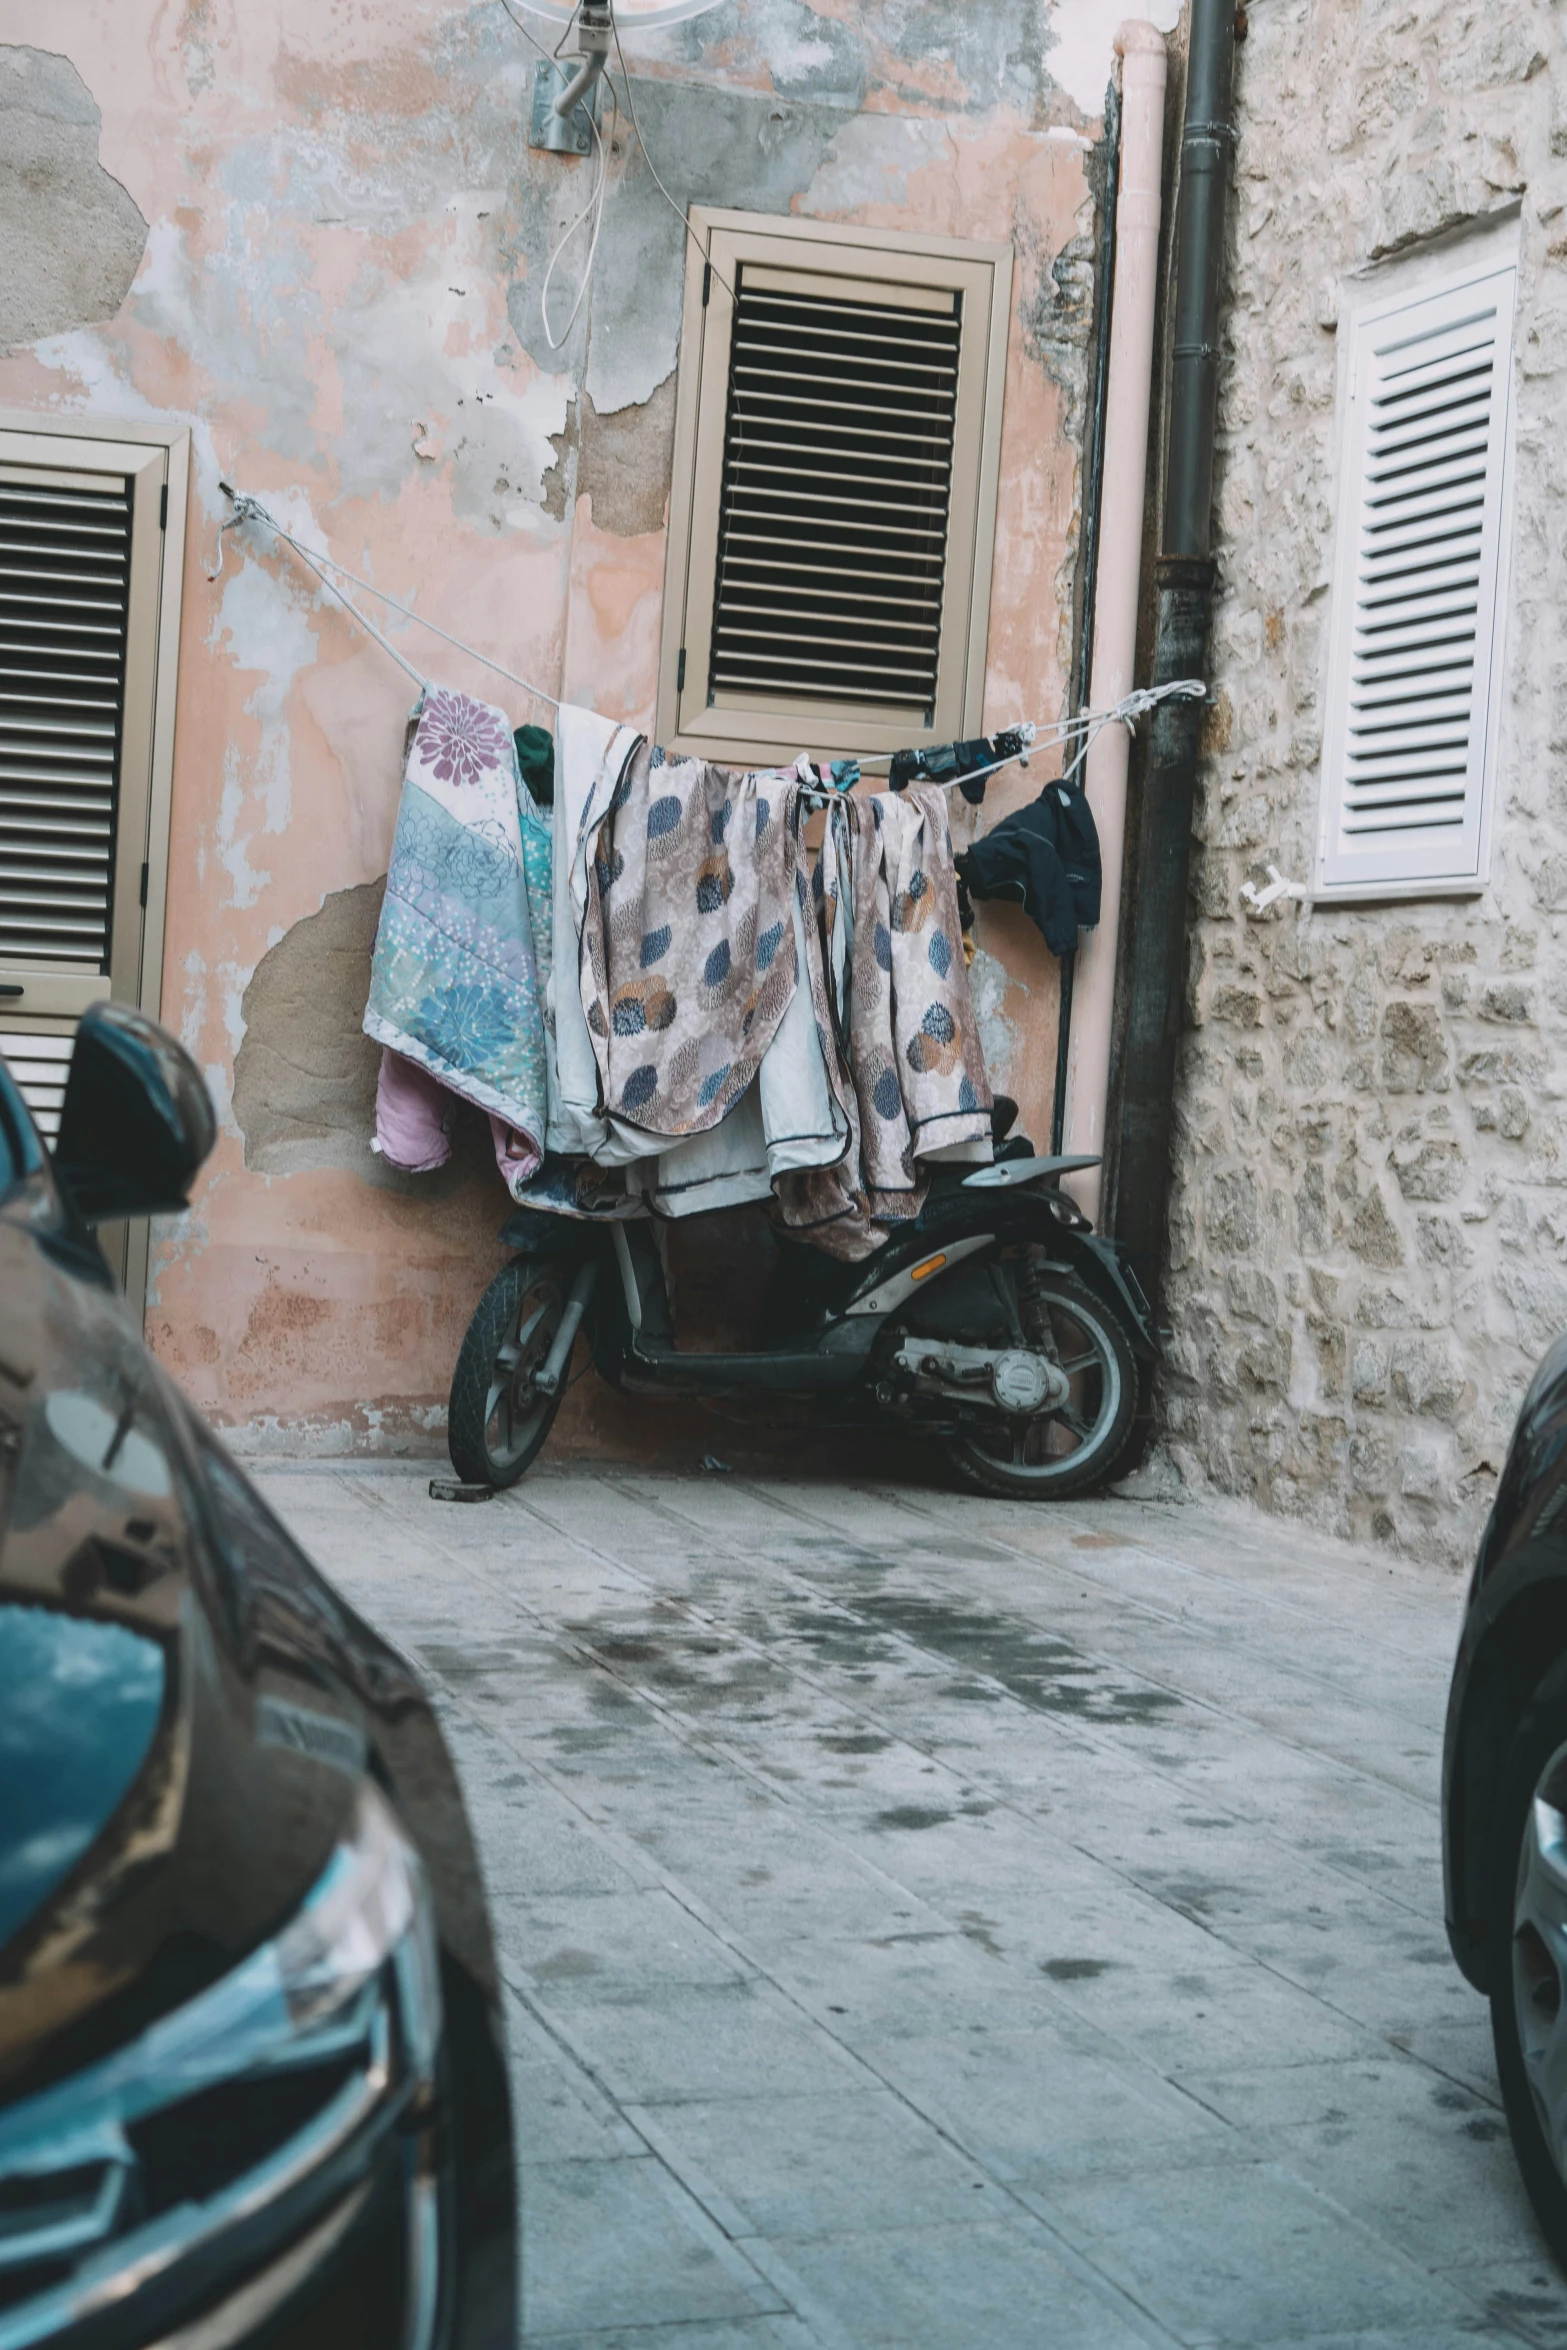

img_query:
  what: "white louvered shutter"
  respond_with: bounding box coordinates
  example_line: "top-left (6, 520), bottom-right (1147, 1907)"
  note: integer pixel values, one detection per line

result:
top-left (0, 432), bottom-right (176, 1142)
top-left (659, 215), bottom-right (1012, 767)
top-left (1317, 257), bottom-right (1517, 894)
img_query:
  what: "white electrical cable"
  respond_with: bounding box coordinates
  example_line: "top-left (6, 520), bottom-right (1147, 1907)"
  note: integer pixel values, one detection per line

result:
top-left (214, 488), bottom-right (562, 709)
top-left (500, 0), bottom-right (614, 352)
top-left (540, 83), bottom-right (615, 350)
top-left (499, 0), bottom-right (740, 352)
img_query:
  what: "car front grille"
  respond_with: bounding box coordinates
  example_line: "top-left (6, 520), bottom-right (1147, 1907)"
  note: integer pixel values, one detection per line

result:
top-left (0, 1793), bottom-right (445, 2350)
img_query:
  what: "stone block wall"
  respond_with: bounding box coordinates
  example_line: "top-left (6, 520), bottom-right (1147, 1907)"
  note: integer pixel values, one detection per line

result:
top-left (1161, 0), bottom-right (1567, 1562)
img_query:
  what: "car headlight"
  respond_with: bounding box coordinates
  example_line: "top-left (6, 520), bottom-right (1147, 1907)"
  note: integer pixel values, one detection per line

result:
top-left (276, 1779), bottom-right (443, 2088)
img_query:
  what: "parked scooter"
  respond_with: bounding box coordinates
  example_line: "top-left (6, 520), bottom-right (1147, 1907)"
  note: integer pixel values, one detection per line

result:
top-left (447, 1098), bottom-right (1157, 1499)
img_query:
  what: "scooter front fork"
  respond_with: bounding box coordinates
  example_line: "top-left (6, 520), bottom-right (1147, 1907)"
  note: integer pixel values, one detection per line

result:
top-left (534, 1258), bottom-right (599, 1397)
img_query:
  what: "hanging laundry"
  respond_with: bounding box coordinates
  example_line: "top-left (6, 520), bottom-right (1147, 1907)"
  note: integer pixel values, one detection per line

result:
top-left (513, 723), bottom-right (554, 809)
top-left (516, 755), bottom-right (554, 1129)
top-left (775, 786), bottom-right (993, 1258)
top-left (527, 715), bottom-right (855, 1219)
top-left (364, 685), bottom-right (549, 1184)
top-left (578, 742), bottom-right (804, 1142)
top-left (954, 780), bottom-right (1102, 956)
top-left (374, 1048), bottom-right (454, 1173)
top-left (628, 864), bottom-right (855, 1220)
top-left (548, 705), bottom-right (645, 1161)
top-left (845, 788), bottom-right (993, 1173)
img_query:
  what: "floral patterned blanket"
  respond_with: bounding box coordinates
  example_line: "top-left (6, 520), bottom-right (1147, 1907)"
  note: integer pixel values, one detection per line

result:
top-left (364, 685), bottom-right (548, 1176)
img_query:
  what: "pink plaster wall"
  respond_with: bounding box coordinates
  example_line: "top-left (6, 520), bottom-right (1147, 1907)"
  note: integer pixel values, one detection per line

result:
top-left (0, 0), bottom-right (1113, 1450)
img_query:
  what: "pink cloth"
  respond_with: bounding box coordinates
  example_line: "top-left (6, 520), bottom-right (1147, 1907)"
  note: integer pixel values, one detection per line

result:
top-left (489, 1117), bottom-right (538, 1196)
top-left (375, 1049), bottom-right (452, 1172)
top-left (377, 1048), bottom-right (543, 1202)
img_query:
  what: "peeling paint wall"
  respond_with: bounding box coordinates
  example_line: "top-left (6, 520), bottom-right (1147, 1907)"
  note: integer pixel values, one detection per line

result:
top-left (0, 0), bottom-right (1142, 1448)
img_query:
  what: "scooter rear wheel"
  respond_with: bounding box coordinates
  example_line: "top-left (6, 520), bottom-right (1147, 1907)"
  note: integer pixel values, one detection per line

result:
top-left (941, 1265), bottom-right (1142, 1501)
top-left (448, 1256), bottom-right (568, 1488)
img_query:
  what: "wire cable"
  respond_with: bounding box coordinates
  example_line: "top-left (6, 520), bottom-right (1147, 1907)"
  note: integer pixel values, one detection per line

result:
top-left (215, 488), bottom-right (562, 708)
top-left (499, 3), bottom-right (740, 349)
top-left (608, 10), bottom-right (739, 308)
top-left (501, 0), bottom-right (611, 353)
top-left (540, 82), bottom-right (616, 350)
top-left (797, 682), bottom-right (1208, 805)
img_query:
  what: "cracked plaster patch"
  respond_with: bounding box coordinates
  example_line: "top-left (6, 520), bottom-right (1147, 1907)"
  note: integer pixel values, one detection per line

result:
top-left (0, 45), bottom-right (148, 349)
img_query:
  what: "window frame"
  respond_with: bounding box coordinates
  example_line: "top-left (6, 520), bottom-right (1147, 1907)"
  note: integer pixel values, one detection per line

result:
top-left (0, 411), bottom-right (190, 1310)
top-left (656, 209), bottom-right (1013, 766)
top-left (1312, 221), bottom-right (1520, 904)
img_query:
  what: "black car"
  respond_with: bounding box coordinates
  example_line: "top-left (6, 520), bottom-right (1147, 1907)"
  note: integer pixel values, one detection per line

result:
top-left (0, 1004), bottom-right (515, 2347)
top-left (1445, 1333), bottom-right (1567, 2263)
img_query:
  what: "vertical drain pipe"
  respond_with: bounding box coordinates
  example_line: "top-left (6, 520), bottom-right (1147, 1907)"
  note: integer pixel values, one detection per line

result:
top-left (1110, 0), bottom-right (1237, 1302)
top-left (1060, 22), bottom-right (1169, 1225)
top-left (1050, 76), bottom-right (1120, 1158)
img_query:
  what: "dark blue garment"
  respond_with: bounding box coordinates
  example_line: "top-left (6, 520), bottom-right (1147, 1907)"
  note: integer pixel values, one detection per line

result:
top-left (954, 783), bottom-right (1102, 958)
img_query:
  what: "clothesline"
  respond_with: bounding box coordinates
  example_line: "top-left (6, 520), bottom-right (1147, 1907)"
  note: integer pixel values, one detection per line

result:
top-left (213, 484), bottom-right (563, 707)
top-left (213, 482), bottom-right (1205, 794)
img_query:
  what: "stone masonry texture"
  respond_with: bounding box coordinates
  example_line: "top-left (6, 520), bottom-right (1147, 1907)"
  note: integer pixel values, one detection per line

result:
top-left (1162, 0), bottom-right (1567, 1566)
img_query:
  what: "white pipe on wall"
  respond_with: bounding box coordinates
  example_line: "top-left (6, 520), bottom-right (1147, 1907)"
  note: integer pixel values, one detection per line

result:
top-left (1062, 20), bottom-right (1169, 1225)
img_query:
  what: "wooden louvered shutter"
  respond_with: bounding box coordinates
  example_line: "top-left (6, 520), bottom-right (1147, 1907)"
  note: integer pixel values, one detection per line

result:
top-left (659, 215), bottom-right (1012, 766)
top-left (1317, 256), bottom-right (1518, 895)
top-left (0, 426), bottom-right (185, 1146)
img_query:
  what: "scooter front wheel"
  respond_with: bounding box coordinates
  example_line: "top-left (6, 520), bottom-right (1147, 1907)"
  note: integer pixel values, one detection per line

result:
top-left (941, 1265), bottom-right (1143, 1502)
top-left (448, 1256), bottom-right (569, 1488)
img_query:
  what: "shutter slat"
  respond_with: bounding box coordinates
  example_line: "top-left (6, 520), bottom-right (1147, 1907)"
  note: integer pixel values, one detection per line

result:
top-left (707, 271), bottom-right (960, 717)
top-left (1376, 337), bottom-right (1496, 392)
top-left (1355, 585), bottom-right (1480, 631)
top-left (1365, 451), bottom-right (1491, 507)
top-left (1351, 620), bottom-right (1478, 664)
top-left (1319, 262), bottom-right (1515, 890)
top-left (1372, 398), bottom-right (1491, 456)
top-left (0, 475), bottom-right (131, 968)
top-left (0, 1026), bottom-right (76, 1138)
top-left (1360, 523), bottom-right (1482, 575)
top-left (1353, 676), bottom-right (1475, 709)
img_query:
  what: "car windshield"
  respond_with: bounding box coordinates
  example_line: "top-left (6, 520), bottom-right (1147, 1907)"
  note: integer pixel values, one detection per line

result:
top-left (0, 1056), bottom-right (46, 1200)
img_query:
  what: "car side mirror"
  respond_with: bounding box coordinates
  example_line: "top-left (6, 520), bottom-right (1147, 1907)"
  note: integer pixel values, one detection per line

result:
top-left (53, 1003), bottom-right (217, 1225)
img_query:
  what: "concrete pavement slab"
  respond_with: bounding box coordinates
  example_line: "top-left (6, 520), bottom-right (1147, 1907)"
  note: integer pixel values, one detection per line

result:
top-left (521, 2156), bottom-right (786, 2336)
top-left (254, 1464), bottom-right (1556, 2345)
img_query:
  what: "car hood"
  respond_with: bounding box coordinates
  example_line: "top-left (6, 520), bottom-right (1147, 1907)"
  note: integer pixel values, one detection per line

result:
top-left (0, 1208), bottom-right (360, 2102)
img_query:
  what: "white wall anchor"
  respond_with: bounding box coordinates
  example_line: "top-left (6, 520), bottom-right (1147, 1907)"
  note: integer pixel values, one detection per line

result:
top-left (1239, 863), bottom-right (1311, 916)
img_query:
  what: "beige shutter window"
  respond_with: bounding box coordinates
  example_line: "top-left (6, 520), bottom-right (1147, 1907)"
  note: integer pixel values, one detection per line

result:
top-left (0, 416), bottom-right (188, 1300)
top-left (658, 212), bottom-right (1012, 766)
top-left (1316, 247), bottom-right (1517, 897)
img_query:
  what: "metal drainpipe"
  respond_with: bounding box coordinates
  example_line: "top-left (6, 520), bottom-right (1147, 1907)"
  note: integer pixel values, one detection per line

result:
top-left (1107, 0), bottom-right (1237, 1304)
top-left (1058, 22), bottom-right (1169, 1225)
top-left (1050, 77), bottom-right (1120, 1158)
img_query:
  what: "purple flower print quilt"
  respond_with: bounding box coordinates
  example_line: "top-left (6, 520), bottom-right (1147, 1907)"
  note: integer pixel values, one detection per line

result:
top-left (364, 685), bottom-right (548, 1182)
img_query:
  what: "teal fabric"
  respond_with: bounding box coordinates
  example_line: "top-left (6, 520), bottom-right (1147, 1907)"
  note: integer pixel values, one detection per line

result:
top-left (514, 722), bottom-right (555, 807)
top-left (365, 686), bottom-right (548, 1173)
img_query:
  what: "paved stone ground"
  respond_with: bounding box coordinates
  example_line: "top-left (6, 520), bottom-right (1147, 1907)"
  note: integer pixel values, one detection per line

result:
top-left (254, 1460), bottom-right (1567, 2349)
